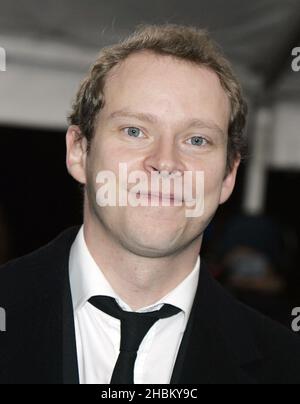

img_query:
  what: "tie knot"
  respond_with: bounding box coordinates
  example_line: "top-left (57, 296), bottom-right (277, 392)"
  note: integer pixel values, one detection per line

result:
top-left (88, 296), bottom-right (181, 352)
top-left (89, 296), bottom-right (181, 320)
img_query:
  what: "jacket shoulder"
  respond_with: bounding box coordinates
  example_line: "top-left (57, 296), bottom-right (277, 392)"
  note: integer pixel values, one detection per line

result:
top-left (243, 303), bottom-right (300, 383)
top-left (212, 277), bottom-right (300, 383)
top-left (0, 226), bottom-right (79, 307)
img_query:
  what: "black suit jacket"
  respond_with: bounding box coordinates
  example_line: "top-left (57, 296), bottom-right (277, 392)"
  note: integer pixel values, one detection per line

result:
top-left (0, 227), bottom-right (300, 384)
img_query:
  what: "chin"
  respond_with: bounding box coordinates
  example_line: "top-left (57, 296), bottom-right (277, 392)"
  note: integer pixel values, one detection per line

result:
top-left (126, 243), bottom-right (179, 259)
top-left (121, 231), bottom-right (182, 258)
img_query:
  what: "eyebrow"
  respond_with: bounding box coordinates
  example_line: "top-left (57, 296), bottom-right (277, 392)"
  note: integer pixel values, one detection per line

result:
top-left (108, 109), bottom-right (226, 137)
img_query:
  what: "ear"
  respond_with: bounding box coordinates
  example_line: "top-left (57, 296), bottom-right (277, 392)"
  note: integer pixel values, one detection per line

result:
top-left (219, 157), bottom-right (241, 205)
top-left (66, 125), bottom-right (88, 185)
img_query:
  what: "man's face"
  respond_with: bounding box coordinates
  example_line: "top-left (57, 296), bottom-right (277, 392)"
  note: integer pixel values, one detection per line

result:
top-left (74, 52), bottom-right (239, 258)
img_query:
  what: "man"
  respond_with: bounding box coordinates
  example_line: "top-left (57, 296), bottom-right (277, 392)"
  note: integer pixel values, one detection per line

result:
top-left (0, 24), bottom-right (299, 384)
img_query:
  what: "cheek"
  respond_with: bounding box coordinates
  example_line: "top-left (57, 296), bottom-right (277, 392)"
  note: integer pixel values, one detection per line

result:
top-left (87, 141), bottom-right (142, 195)
top-left (204, 171), bottom-right (223, 196)
top-left (96, 135), bottom-right (142, 170)
top-left (201, 160), bottom-right (226, 199)
top-left (89, 138), bottom-right (121, 174)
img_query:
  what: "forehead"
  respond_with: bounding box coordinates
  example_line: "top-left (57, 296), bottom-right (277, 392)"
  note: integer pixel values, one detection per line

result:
top-left (101, 51), bottom-right (231, 129)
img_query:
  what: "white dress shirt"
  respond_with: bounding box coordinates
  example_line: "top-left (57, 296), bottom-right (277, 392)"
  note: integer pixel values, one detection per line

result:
top-left (69, 226), bottom-right (200, 384)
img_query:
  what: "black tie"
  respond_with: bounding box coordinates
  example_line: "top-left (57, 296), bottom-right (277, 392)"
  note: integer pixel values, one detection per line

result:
top-left (88, 296), bottom-right (181, 384)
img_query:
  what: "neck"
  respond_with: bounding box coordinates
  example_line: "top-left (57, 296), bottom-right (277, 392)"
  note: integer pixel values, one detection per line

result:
top-left (83, 213), bottom-right (202, 311)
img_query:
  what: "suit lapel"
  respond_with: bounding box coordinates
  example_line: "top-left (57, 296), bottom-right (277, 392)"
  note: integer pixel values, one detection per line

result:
top-left (4, 227), bottom-right (81, 384)
top-left (171, 262), bottom-right (261, 384)
top-left (62, 264), bottom-right (80, 384)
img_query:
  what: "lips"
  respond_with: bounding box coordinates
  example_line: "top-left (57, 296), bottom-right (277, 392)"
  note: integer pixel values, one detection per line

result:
top-left (138, 191), bottom-right (183, 203)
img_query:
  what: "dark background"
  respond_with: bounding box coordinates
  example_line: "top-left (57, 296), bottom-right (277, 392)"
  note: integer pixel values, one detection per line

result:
top-left (0, 126), bottom-right (82, 259)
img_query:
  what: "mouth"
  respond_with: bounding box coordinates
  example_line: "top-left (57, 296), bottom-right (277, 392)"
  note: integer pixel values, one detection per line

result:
top-left (137, 191), bottom-right (183, 204)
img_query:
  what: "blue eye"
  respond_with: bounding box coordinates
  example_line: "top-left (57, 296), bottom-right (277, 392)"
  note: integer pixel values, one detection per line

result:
top-left (188, 136), bottom-right (207, 146)
top-left (125, 127), bottom-right (142, 138)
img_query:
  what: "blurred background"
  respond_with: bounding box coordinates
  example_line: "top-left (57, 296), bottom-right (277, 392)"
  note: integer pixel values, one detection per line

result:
top-left (0, 0), bottom-right (299, 326)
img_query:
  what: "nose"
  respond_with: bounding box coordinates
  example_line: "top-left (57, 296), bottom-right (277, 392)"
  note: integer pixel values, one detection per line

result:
top-left (143, 135), bottom-right (185, 176)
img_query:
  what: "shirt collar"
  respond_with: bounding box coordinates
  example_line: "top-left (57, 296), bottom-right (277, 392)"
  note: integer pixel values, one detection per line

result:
top-left (69, 226), bottom-right (200, 324)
